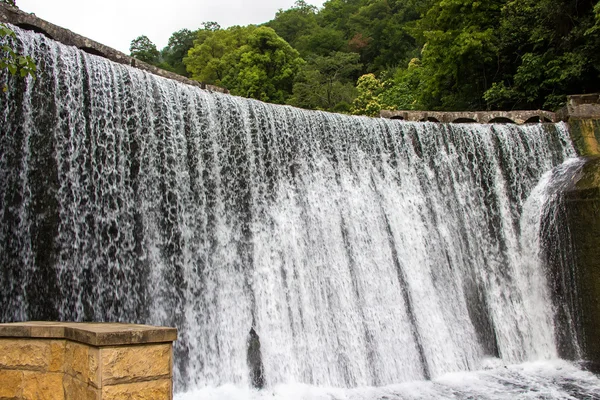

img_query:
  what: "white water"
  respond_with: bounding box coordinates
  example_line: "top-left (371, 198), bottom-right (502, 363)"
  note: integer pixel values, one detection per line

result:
top-left (176, 360), bottom-right (600, 400)
top-left (2, 26), bottom-right (599, 397)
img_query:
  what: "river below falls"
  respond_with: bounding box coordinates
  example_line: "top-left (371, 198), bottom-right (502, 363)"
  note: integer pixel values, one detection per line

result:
top-left (176, 360), bottom-right (600, 400)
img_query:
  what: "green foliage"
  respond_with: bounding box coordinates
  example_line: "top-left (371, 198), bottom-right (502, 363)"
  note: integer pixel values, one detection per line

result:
top-left (381, 58), bottom-right (423, 110)
top-left (1, 0), bottom-right (16, 6)
top-left (184, 26), bottom-right (254, 85)
top-left (159, 29), bottom-right (197, 76)
top-left (129, 35), bottom-right (160, 64)
top-left (351, 73), bottom-right (387, 116)
top-left (289, 51), bottom-right (361, 111)
top-left (404, 0), bottom-right (503, 110)
top-left (224, 26), bottom-right (305, 104)
top-left (483, 0), bottom-right (600, 110)
top-left (132, 0), bottom-right (600, 113)
top-left (1, 23), bottom-right (36, 92)
top-left (185, 26), bottom-right (304, 104)
top-left (266, 0), bottom-right (319, 50)
top-left (345, 0), bottom-right (420, 71)
top-left (201, 21), bottom-right (221, 32)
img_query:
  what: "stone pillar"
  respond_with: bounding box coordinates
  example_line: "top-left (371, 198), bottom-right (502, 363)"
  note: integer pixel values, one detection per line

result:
top-left (0, 322), bottom-right (177, 400)
top-left (564, 94), bottom-right (600, 157)
top-left (562, 157), bottom-right (600, 367)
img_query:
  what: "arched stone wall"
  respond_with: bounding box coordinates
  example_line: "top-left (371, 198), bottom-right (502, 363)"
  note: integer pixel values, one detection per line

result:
top-left (380, 109), bottom-right (557, 125)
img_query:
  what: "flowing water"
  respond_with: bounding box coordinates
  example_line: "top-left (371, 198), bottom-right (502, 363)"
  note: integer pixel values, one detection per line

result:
top-left (1, 27), bottom-right (599, 398)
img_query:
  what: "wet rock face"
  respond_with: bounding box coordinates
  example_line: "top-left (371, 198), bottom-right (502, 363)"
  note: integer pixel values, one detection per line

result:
top-left (562, 157), bottom-right (600, 367)
top-left (568, 119), bottom-right (600, 157)
top-left (247, 328), bottom-right (265, 389)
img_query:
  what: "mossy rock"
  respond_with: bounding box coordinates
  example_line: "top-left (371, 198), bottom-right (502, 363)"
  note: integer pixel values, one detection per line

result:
top-left (565, 157), bottom-right (600, 199)
top-left (569, 119), bottom-right (600, 157)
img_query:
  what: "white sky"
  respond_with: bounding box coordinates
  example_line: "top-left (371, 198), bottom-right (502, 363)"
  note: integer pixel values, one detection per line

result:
top-left (16, 0), bottom-right (326, 54)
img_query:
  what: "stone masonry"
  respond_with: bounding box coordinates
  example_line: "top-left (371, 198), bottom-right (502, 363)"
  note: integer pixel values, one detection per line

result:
top-left (0, 322), bottom-right (177, 400)
top-left (380, 109), bottom-right (557, 124)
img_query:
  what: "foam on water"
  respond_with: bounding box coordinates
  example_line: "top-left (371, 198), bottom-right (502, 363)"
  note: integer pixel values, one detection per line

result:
top-left (175, 360), bottom-right (600, 400)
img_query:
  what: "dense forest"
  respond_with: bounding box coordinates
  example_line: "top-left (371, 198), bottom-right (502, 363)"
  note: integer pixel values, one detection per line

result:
top-left (130, 0), bottom-right (600, 115)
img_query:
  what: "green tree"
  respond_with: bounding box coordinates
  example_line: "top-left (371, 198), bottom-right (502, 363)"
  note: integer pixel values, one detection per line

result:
top-left (289, 51), bottom-right (361, 111)
top-left (405, 0), bottom-right (504, 110)
top-left (159, 29), bottom-right (197, 76)
top-left (318, 0), bottom-right (365, 35)
top-left (185, 25), bottom-right (304, 103)
top-left (223, 26), bottom-right (305, 103)
top-left (484, 0), bottom-right (600, 110)
top-left (129, 35), bottom-right (160, 64)
top-left (184, 26), bottom-right (253, 85)
top-left (346, 0), bottom-right (420, 72)
top-left (201, 21), bottom-right (221, 32)
top-left (351, 73), bottom-right (387, 116)
top-left (266, 0), bottom-right (319, 49)
top-left (294, 27), bottom-right (347, 56)
top-left (381, 58), bottom-right (423, 110)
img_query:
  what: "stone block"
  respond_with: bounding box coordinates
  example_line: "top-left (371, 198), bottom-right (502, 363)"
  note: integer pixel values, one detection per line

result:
top-left (101, 344), bottom-right (171, 385)
top-left (0, 369), bottom-right (24, 398)
top-left (22, 371), bottom-right (64, 400)
top-left (101, 379), bottom-right (172, 400)
top-left (47, 340), bottom-right (66, 373)
top-left (0, 339), bottom-right (50, 371)
top-left (63, 374), bottom-right (101, 400)
top-left (64, 341), bottom-right (100, 388)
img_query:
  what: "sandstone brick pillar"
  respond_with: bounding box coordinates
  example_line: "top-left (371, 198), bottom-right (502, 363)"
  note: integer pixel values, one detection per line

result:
top-left (0, 322), bottom-right (177, 400)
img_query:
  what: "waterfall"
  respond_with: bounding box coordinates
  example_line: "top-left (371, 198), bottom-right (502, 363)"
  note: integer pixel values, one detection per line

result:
top-left (2, 26), bottom-right (599, 398)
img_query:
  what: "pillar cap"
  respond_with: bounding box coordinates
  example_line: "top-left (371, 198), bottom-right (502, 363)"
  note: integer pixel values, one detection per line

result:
top-left (0, 321), bottom-right (177, 346)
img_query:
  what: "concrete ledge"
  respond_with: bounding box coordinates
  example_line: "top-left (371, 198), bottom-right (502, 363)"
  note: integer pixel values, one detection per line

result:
top-left (0, 3), bottom-right (228, 94)
top-left (0, 322), bottom-right (176, 400)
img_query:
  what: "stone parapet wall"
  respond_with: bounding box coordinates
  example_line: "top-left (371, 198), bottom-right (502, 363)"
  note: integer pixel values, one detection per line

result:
top-left (0, 322), bottom-right (176, 400)
top-left (565, 94), bottom-right (600, 119)
top-left (380, 109), bottom-right (556, 124)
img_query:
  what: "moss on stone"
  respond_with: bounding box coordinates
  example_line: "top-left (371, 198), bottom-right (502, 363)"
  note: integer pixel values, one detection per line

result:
top-left (569, 118), bottom-right (600, 157)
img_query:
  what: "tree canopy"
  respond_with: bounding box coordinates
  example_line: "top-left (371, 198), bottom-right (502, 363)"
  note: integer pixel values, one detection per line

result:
top-left (128, 0), bottom-right (600, 113)
top-left (184, 25), bottom-right (304, 104)
top-left (129, 35), bottom-right (160, 64)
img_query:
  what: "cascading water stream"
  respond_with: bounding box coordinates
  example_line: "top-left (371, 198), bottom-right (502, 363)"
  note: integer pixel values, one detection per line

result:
top-left (1, 26), bottom-right (600, 398)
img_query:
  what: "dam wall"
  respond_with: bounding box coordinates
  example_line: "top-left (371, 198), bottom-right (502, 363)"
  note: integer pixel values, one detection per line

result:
top-left (2, 5), bottom-right (600, 393)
